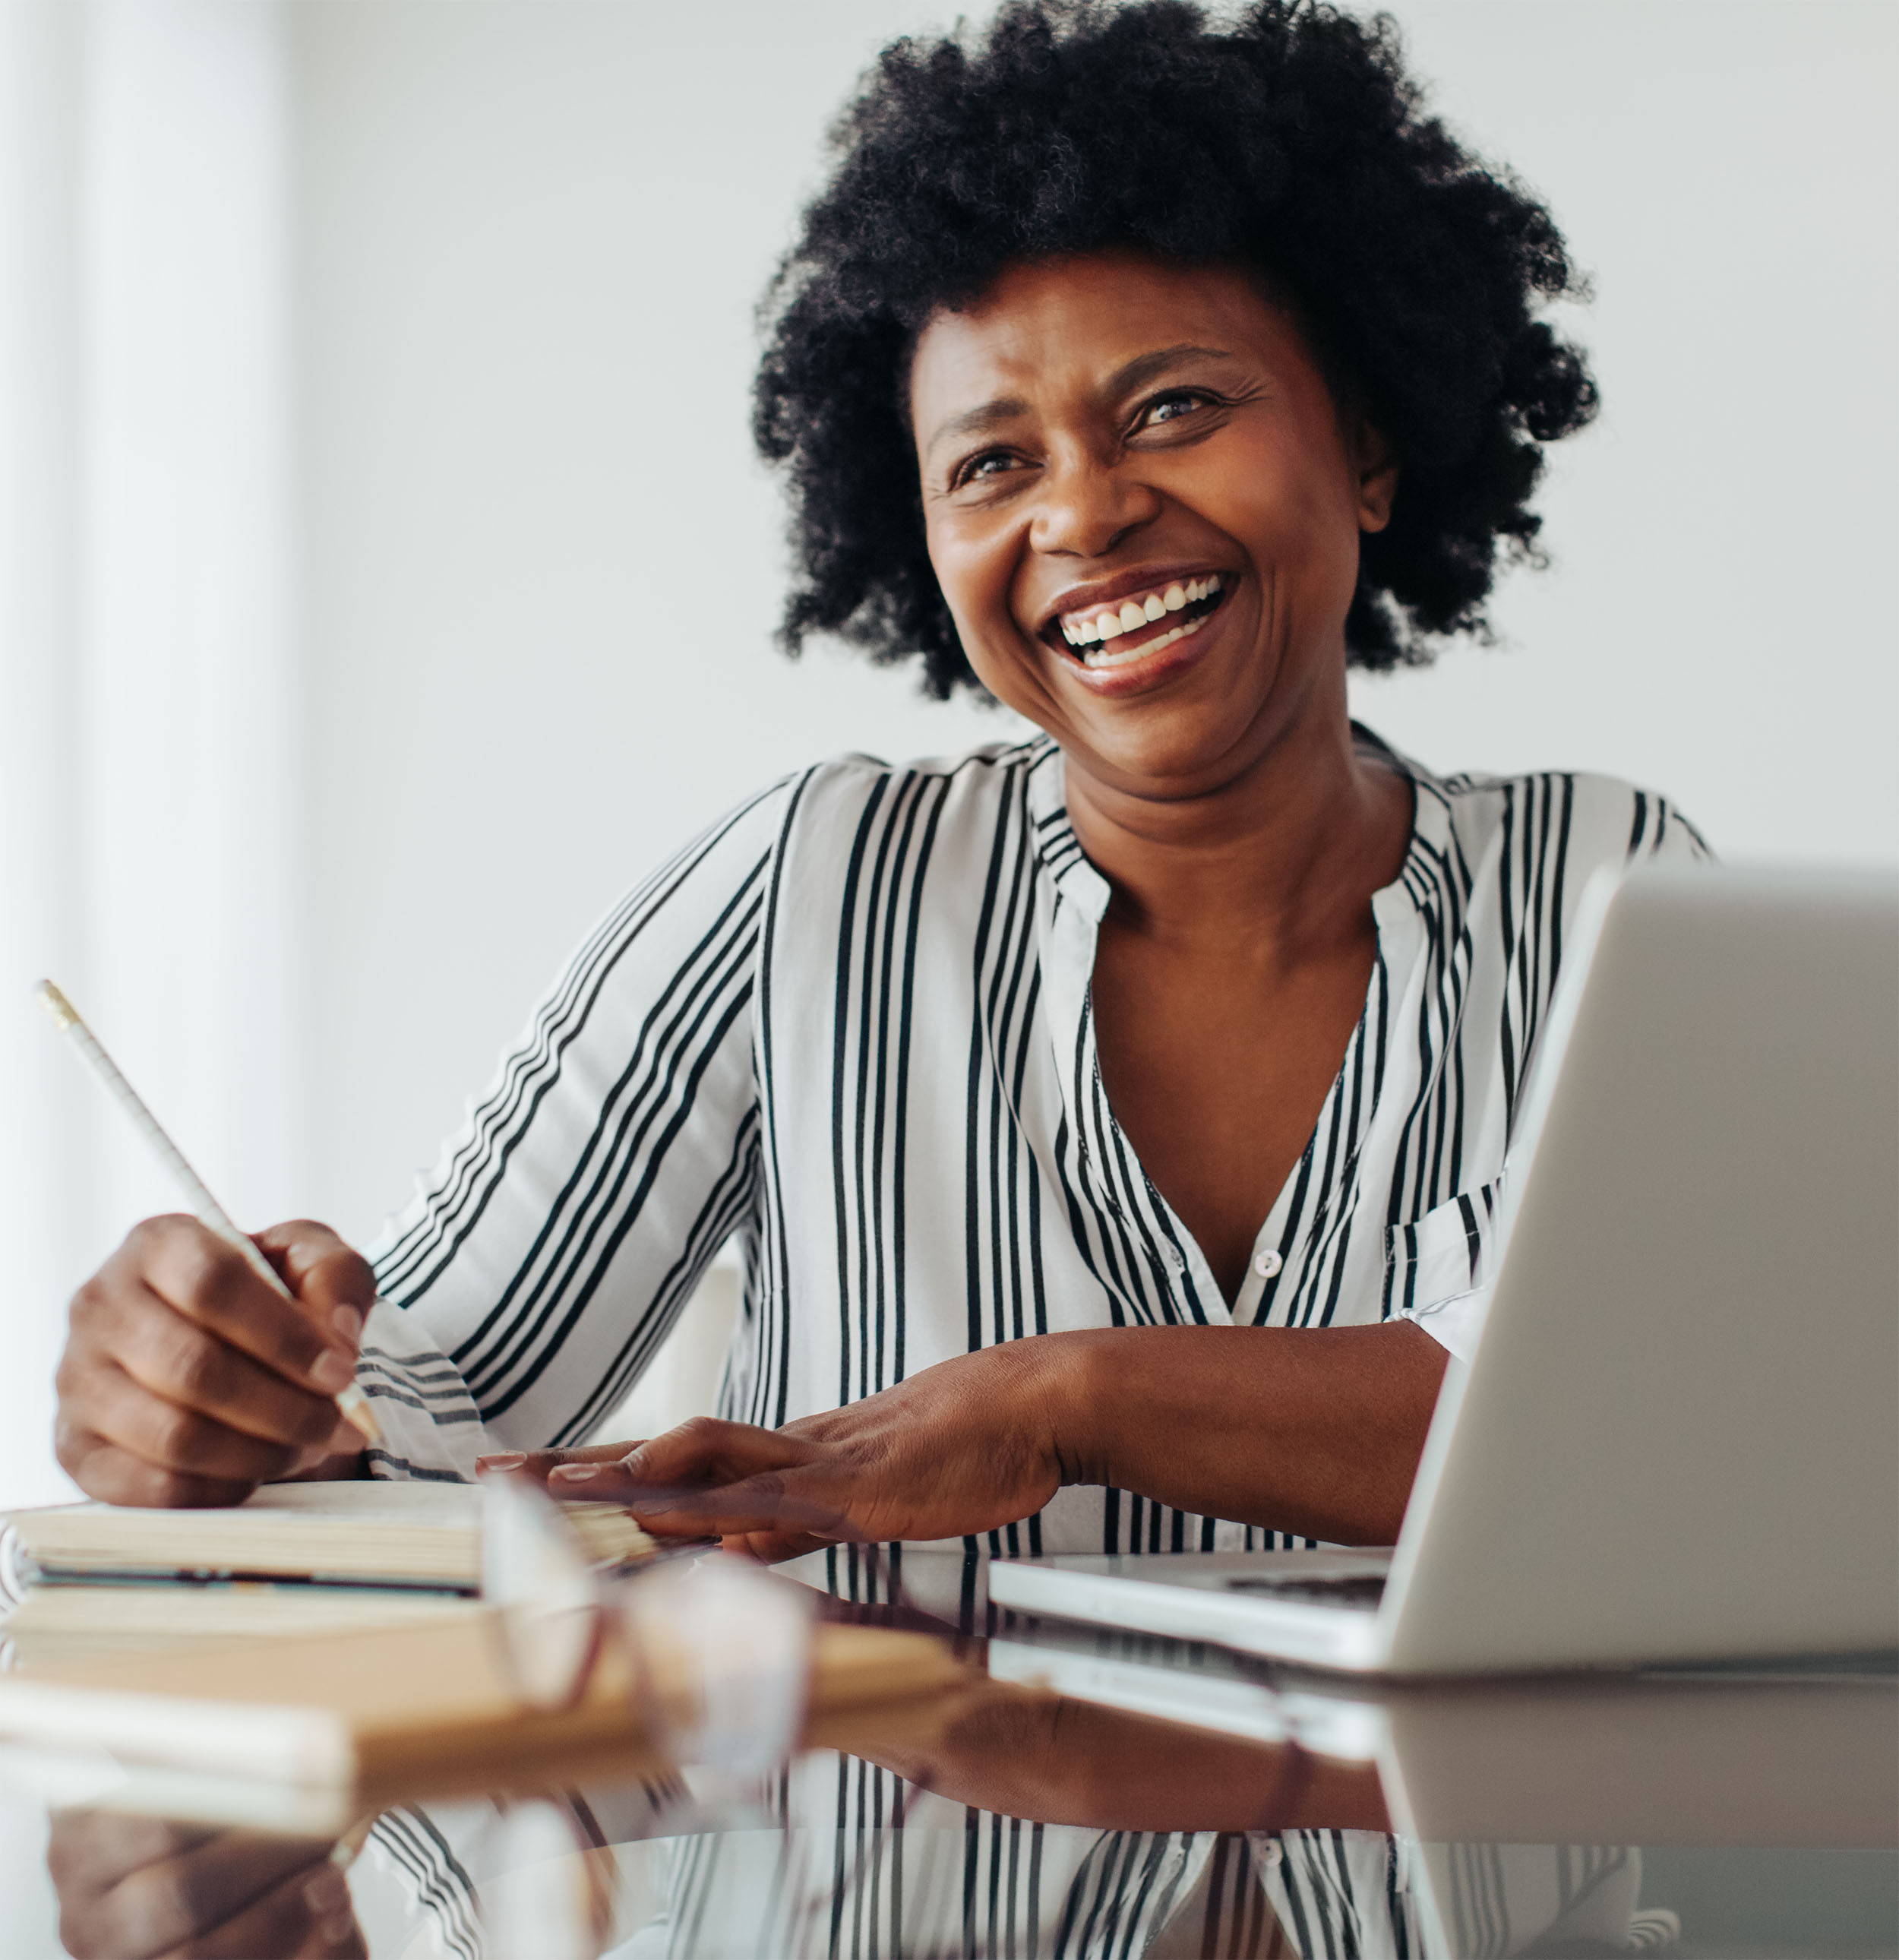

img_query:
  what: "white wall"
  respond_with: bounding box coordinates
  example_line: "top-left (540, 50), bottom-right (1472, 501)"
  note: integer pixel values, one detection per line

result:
top-left (1348, 2), bottom-right (1897, 853)
top-left (294, 0), bottom-right (1895, 1254)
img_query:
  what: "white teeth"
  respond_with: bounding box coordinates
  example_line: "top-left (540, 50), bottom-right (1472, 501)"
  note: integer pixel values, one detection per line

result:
top-left (1060, 574), bottom-right (1224, 647)
top-left (1081, 613), bottom-right (1207, 670)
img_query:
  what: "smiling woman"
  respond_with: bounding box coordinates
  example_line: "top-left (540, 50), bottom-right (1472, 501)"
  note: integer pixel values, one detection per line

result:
top-left (51, 2), bottom-right (1705, 1573)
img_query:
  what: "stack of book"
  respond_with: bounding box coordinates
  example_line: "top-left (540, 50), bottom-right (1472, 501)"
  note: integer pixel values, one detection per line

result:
top-left (0, 1481), bottom-right (965, 1827)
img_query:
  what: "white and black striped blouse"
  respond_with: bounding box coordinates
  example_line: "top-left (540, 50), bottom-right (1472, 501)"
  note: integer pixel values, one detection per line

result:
top-left (355, 727), bottom-right (1707, 1557)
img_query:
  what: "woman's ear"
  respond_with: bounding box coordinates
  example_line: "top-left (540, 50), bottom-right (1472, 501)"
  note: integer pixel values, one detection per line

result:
top-left (1354, 419), bottom-right (1398, 533)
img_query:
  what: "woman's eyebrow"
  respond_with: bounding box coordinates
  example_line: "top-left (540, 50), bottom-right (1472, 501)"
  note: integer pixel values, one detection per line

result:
top-left (924, 344), bottom-right (1239, 458)
top-left (1105, 343), bottom-right (1236, 394)
top-left (924, 396), bottom-right (1029, 459)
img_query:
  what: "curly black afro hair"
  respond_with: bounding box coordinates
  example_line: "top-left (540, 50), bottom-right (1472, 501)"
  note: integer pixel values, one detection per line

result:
top-left (754, 0), bottom-right (1597, 700)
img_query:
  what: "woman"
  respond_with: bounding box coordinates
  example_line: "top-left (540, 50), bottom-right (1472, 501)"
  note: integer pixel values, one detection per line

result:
top-left (52, 1), bottom-right (1704, 1568)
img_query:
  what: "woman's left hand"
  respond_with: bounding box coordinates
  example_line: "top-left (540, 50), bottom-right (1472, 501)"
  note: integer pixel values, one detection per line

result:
top-left (480, 1320), bottom-right (1446, 1555)
top-left (479, 1341), bottom-right (1066, 1560)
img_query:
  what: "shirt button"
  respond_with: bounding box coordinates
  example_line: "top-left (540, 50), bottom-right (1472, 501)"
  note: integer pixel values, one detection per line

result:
top-left (1165, 1244), bottom-right (1186, 1272)
top-left (1253, 1248), bottom-right (1283, 1279)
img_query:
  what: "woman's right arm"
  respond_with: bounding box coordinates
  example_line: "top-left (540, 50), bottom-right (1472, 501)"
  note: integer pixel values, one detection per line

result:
top-left (52, 780), bottom-right (795, 1504)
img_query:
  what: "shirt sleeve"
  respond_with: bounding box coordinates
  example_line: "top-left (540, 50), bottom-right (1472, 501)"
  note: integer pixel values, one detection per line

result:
top-left (1633, 787), bottom-right (1714, 868)
top-left (349, 779), bottom-right (792, 1475)
top-left (1401, 1285), bottom-right (1491, 1365)
top-left (1390, 1178), bottom-right (1504, 1365)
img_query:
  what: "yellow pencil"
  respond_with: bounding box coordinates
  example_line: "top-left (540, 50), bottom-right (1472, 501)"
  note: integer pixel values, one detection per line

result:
top-left (34, 979), bottom-right (381, 1447)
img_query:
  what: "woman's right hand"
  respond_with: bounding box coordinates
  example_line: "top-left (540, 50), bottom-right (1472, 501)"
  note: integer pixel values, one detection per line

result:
top-left (54, 1216), bottom-right (376, 1507)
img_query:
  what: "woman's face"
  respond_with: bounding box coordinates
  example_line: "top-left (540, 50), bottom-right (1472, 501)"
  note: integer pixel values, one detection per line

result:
top-left (909, 252), bottom-right (1395, 803)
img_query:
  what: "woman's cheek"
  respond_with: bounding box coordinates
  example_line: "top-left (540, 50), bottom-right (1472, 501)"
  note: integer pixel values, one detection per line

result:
top-left (930, 530), bottom-right (1022, 683)
top-left (1243, 474), bottom-right (1362, 618)
top-left (932, 519), bottom-right (1006, 620)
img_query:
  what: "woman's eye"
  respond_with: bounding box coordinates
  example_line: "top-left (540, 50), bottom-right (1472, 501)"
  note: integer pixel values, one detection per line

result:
top-left (956, 450), bottom-right (1019, 488)
top-left (1138, 390), bottom-right (1211, 429)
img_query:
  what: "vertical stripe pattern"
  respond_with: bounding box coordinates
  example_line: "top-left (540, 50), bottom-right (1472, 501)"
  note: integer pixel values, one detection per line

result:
top-left (359, 730), bottom-right (1708, 1558)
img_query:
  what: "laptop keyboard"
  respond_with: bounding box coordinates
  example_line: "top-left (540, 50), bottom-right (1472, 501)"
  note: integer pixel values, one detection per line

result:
top-left (1223, 1573), bottom-right (1386, 1611)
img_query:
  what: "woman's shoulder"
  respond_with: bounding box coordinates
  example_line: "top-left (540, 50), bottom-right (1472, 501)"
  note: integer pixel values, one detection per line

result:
top-left (767, 734), bottom-right (1059, 832)
top-left (795, 732), bottom-right (1055, 792)
top-left (1361, 727), bottom-right (1714, 871)
top-left (638, 738), bottom-right (1053, 912)
top-left (671, 738), bottom-right (1061, 915)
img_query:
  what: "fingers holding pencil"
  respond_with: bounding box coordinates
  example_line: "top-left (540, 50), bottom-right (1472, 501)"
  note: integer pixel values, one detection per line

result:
top-left (34, 979), bottom-right (381, 1450)
top-left (35, 980), bottom-right (387, 1497)
top-left (35, 977), bottom-right (386, 1506)
top-left (58, 1216), bottom-right (376, 1507)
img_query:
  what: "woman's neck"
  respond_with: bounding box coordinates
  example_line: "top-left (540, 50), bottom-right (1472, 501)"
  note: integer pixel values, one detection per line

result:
top-left (1060, 700), bottom-right (1414, 967)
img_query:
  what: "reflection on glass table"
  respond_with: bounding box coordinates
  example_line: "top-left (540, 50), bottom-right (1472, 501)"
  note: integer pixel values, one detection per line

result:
top-left (3, 1572), bottom-right (1894, 1959)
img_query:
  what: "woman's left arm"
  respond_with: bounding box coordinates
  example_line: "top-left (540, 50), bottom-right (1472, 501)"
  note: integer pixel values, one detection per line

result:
top-left (1047, 1320), bottom-right (1447, 1541)
top-left (510, 1320), bottom-right (1446, 1557)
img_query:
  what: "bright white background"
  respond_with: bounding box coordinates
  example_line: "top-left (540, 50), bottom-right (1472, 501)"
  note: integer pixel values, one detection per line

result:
top-left (1, 0), bottom-right (1893, 1512)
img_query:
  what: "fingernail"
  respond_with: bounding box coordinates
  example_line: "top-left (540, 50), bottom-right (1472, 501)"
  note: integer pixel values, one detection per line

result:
top-left (303, 1865), bottom-right (347, 1914)
top-left (332, 1305), bottom-right (362, 1345)
top-left (310, 1349), bottom-right (355, 1393)
top-left (549, 1463), bottom-right (601, 1484)
top-left (480, 1451), bottom-right (526, 1471)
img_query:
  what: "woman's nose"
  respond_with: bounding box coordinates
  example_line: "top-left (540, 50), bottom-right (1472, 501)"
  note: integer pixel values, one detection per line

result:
top-left (1028, 453), bottom-right (1161, 560)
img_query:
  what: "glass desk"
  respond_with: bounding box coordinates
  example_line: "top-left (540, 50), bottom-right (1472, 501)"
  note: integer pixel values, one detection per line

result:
top-left (1, 1572), bottom-right (1893, 1959)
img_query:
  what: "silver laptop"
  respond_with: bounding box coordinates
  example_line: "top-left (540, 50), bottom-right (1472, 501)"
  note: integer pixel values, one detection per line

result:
top-left (989, 866), bottom-right (1899, 1673)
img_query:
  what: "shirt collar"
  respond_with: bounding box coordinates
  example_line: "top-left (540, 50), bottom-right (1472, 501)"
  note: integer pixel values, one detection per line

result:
top-left (1024, 740), bottom-right (1111, 923)
top-left (1355, 725), bottom-right (1458, 944)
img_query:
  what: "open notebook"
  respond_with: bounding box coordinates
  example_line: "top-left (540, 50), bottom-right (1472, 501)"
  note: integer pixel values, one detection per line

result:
top-left (1, 1479), bottom-right (652, 1593)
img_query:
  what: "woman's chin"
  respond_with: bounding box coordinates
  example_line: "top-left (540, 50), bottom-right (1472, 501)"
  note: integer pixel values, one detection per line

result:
top-left (1040, 620), bottom-right (1285, 797)
top-left (1060, 700), bottom-right (1275, 804)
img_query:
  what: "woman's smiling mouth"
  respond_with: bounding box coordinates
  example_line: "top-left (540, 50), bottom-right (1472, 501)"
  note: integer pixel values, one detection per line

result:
top-left (1047, 573), bottom-right (1230, 672)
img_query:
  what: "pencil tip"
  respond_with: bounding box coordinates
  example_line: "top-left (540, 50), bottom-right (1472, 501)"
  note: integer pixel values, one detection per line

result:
top-left (34, 978), bottom-right (77, 1030)
top-left (338, 1383), bottom-right (384, 1448)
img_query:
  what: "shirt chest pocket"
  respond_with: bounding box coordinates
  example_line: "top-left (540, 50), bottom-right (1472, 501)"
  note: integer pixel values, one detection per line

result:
top-left (1384, 1176), bottom-right (1506, 1321)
